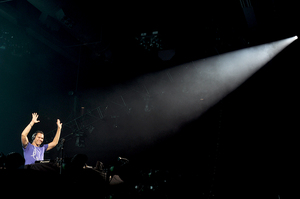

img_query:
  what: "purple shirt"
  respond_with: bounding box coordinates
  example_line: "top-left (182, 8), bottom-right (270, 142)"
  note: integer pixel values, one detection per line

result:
top-left (23, 142), bottom-right (48, 165)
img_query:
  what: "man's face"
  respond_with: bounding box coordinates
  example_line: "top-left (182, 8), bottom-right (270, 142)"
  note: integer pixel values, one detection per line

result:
top-left (34, 133), bottom-right (44, 146)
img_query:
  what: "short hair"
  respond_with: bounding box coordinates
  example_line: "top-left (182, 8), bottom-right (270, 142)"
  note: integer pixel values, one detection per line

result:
top-left (31, 130), bottom-right (44, 142)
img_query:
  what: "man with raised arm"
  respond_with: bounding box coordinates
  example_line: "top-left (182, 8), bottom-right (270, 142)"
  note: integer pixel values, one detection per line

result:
top-left (21, 113), bottom-right (62, 165)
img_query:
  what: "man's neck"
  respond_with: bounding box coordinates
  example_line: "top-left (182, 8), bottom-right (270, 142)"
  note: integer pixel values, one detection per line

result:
top-left (32, 142), bottom-right (40, 147)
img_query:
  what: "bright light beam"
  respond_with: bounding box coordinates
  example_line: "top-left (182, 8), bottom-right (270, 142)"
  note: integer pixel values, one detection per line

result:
top-left (192, 35), bottom-right (298, 110)
top-left (80, 36), bottom-right (298, 161)
top-left (148, 36), bottom-right (298, 132)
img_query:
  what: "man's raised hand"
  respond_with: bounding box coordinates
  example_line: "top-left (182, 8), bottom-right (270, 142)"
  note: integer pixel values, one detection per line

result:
top-left (31, 113), bottom-right (40, 124)
top-left (22, 113), bottom-right (39, 148)
top-left (56, 119), bottom-right (62, 129)
top-left (47, 119), bottom-right (63, 151)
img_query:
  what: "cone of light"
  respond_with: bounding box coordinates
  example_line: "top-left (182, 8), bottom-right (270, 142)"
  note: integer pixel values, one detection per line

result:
top-left (151, 36), bottom-right (298, 128)
top-left (83, 36), bottom-right (298, 160)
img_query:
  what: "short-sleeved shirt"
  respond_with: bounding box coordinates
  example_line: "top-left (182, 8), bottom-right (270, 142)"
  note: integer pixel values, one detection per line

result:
top-left (23, 142), bottom-right (48, 165)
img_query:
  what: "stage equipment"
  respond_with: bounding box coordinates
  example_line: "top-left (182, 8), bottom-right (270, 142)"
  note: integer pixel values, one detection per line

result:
top-left (136, 31), bottom-right (163, 51)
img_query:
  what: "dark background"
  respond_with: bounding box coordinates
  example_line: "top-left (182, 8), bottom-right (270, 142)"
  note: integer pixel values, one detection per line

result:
top-left (0, 0), bottom-right (299, 198)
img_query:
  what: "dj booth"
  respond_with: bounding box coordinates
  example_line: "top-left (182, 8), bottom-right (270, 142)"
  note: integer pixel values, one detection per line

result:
top-left (1, 162), bottom-right (124, 197)
top-left (1, 153), bottom-right (127, 197)
top-left (24, 160), bottom-right (60, 173)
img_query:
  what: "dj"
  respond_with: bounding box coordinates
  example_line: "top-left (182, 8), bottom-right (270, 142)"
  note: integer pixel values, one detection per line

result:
top-left (21, 113), bottom-right (62, 165)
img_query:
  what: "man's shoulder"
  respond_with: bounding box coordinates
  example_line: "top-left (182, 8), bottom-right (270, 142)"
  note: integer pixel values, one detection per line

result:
top-left (42, 144), bottom-right (48, 150)
top-left (23, 142), bottom-right (33, 150)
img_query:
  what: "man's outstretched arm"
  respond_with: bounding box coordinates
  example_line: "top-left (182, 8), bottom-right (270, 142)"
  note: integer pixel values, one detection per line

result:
top-left (47, 119), bottom-right (62, 151)
top-left (21, 113), bottom-right (40, 148)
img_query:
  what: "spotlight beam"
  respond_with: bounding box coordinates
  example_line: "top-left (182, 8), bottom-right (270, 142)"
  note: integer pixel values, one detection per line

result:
top-left (145, 36), bottom-right (298, 133)
top-left (191, 36), bottom-right (297, 107)
top-left (80, 36), bottom-right (297, 161)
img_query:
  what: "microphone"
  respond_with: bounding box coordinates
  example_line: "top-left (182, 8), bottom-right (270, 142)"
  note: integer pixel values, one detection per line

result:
top-left (61, 138), bottom-right (65, 149)
top-left (56, 138), bottom-right (66, 151)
